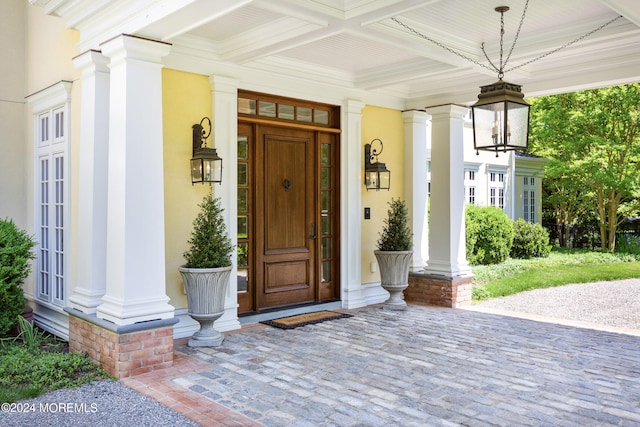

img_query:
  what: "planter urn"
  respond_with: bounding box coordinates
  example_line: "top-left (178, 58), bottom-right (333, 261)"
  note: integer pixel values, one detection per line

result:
top-left (374, 250), bottom-right (413, 311)
top-left (179, 265), bottom-right (232, 347)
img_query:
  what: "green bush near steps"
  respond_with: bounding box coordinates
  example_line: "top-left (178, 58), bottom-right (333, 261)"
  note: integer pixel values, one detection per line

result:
top-left (465, 205), bottom-right (514, 265)
top-left (0, 218), bottom-right (35, 337)
top-left (511, 218), bottom-right (552, 259)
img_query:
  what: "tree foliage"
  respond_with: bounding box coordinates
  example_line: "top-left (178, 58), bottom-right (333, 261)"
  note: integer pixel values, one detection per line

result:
top-left (183, 195), bottom-right (234, 268)
top-left (529, 84), bottom-right (640, 251)
top-left (0, 219), bottom-right (35, 337)
top-left (465, 205), bottom-right (514, 265)
top-left (377, 198), bottom-right (412, 251)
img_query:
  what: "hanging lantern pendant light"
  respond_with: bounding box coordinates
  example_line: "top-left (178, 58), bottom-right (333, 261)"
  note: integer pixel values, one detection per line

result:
top-left (471, 6), bottom-right (530, 157)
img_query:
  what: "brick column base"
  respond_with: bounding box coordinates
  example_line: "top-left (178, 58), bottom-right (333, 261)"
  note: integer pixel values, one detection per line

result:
top-left (406, 272), bottom-right (473, 308)
top-left (65, 309), bottom-right (178, 379)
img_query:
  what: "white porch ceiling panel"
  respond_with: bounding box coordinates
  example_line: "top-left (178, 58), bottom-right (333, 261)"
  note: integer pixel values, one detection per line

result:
top-left (38, 0), bottom-right (640, 107)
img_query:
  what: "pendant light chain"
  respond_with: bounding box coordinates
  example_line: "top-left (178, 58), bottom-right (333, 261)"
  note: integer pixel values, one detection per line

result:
top-left (391, 2), bottom-right (622, 79)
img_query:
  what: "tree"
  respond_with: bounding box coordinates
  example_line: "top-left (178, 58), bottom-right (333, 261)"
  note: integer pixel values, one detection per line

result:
top-left (529, 84), bottom-right (640, 251)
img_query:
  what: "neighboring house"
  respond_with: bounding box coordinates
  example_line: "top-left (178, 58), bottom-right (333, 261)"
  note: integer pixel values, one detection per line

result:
top-left (430, 116), bottom-right (547, 224)
top-left (1, 1), bottom-right (637, 378)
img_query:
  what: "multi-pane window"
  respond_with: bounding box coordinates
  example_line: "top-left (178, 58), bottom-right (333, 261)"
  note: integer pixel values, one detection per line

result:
top-left (523, 176), bottom-right (536, 223)
top-left (237, 134), bottom-right (250, 295)
top-left (36, 106), bottom-right (68, 306)
top-left (489, 171), bottom-right (506, 210)
top-left (464, 168), bottom-right (478, 205)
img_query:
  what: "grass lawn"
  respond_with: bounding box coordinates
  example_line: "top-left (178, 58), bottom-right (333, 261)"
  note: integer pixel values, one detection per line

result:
top-left (472, 248), bottom-right (640, 302)
top-left (0, 318), bottom-right (112, 404)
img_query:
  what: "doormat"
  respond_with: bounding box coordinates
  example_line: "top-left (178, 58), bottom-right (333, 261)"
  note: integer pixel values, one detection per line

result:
top-left (260, 311), bottom-right (353, 329)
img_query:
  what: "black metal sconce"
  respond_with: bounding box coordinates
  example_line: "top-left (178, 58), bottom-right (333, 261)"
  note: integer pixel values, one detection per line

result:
top-left (190, 117), bottom-right (222, 185)
top-left (471, 6), bottom-right (530, 157)
top-left (364, 138), bottom-right (390, 191)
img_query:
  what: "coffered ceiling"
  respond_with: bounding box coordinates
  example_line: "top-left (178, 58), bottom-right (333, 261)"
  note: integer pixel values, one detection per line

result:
top-left (37, 0), bottom-right (640, 108)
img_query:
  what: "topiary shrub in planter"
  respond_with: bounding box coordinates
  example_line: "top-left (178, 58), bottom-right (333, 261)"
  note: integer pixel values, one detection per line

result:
top-left (465, 205), bottom-right (514, 265)
top-left (375, 198), bottom-right (413, 310)
top-left (179, 194), bottom-right (234, 347)
top-left (0, 219), bottom-right (35, 337)
top-left (511, 219), bottom-right (551, 259)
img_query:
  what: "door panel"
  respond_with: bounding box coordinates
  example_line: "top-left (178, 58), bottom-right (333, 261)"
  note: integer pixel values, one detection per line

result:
top-left (256, 126), bottom-right (315, 309)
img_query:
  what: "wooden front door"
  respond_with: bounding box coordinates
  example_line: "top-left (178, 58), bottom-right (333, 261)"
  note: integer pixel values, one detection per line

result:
top-left (255, 126), bottom-right (316, 309)
top-left (236, 92), bottom-right (340, 315)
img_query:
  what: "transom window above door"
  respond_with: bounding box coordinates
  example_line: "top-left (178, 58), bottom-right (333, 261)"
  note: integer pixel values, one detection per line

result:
top-left (238, 91), bottom-right (339, 127)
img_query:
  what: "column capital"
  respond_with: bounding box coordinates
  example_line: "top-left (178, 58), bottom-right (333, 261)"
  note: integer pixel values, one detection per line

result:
top-left (100, 34), bottom-right (171, 64)
top-left (425, 104), bottom-right (469, 119)
top-left (73, 50), bottom-right (110, 74)
top-left (402, 109), bottom-right (431, 124)
top-left (344, 99), bottom-right (365, 114)
top-left (209, 75), bottom-right (240, 94)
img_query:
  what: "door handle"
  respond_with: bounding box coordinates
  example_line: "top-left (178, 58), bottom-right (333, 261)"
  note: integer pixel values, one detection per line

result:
top-left (310, 223), bottom-right (316, 240)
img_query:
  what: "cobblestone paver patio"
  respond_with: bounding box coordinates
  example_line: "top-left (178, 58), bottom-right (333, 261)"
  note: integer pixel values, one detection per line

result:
top-left (149, 304), bottom-right (640, 426)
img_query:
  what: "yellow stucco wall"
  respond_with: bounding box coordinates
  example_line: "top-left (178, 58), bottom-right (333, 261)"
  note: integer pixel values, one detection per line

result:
top-left (162, 69), bottom-right (212, 308)
top-left (360, 105), bottom-right (404, 284)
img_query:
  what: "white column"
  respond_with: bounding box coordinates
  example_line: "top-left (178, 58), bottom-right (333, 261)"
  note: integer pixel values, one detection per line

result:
top-left (424, 105), bottom-right (472, 278)
top-left (209, 75), bottom-right (241, 331)
top-left (341, 99), bottom-right (367, 308)
top-left (96, 35), bottom-right (174, 325)
top-left (403, 110), bottom-right (430, 270)
top-left (69, 50), bottom-right (110, 314)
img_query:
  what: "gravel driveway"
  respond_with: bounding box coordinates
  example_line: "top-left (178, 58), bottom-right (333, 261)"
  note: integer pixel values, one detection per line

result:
top-left (470, 278), bottom-right (640, 334)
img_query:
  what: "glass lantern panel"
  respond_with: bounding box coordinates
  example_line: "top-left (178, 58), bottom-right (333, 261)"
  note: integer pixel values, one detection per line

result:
top-left (505, 102), bottom-right (530, 149)
top-left (379, 171), bottom-right (390, 190)
top-left (473, 103), bottom-right (505, 150)
top-left (190, 159), bottom-right (203, 183)
top-left (202, 158), bottom-right (222, 182)
top-left (365, 171), bottom-right (378, 189)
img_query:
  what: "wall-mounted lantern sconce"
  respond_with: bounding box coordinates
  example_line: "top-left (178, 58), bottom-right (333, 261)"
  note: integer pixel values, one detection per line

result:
top-left (364, 138), bottom-right (390, 191)
top-left (190, 117), bottom-right (222, 185)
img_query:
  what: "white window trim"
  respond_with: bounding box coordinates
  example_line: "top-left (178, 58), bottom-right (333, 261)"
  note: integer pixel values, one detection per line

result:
top-left (487, 167), bottom-right (508, 211)
top-left (464, 164), bottom-right (479, 205)
top-left (523, 175), bottom-right (537, 223)
top-left (27, 81), bottom-right (72, 308)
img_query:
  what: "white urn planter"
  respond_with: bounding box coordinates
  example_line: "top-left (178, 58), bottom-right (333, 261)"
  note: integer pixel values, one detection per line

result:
top-left (374, 250), bottom-right (413, 311)
top-left (179, 265), bottom-right (231, 347)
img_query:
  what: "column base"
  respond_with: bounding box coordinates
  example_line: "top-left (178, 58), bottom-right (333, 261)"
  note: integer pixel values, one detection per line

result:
top-left (406, 272), bottom-right (473, 308)
top-left (65, 308), bottom-right (178, 379)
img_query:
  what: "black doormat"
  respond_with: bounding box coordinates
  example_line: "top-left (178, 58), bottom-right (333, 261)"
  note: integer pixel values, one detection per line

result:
top-left (260, 311), bottom-right (353, 329)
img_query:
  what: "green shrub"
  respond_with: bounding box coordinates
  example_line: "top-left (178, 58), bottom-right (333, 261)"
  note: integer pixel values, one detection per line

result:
top-left (616, 233), bottom-right (640, 256)
top-left (0, 342), bottom-right (110, 403)
top-left (0, 219), bottom-right (35, 337)
top-left (465, 205), bottom-right (514, 265)
top-left (377, 198), bottom-right (412, 251)
top-left (183, 195), bottom-right (234, 268)
top-left (511, 219), bottom-right (551, 259)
